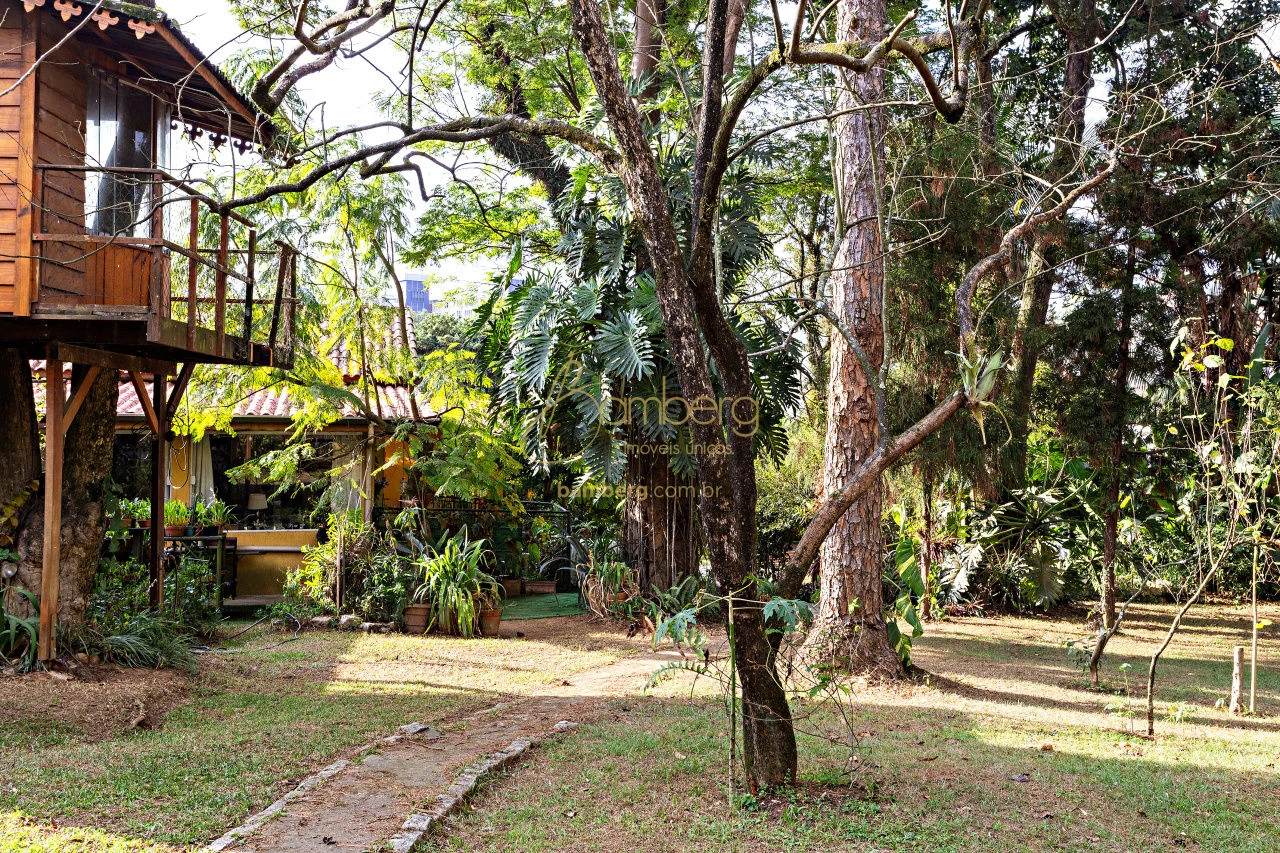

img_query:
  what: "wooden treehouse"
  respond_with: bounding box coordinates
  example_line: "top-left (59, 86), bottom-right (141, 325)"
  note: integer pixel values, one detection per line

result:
top-left (0, 0), bottom-right (297, 660)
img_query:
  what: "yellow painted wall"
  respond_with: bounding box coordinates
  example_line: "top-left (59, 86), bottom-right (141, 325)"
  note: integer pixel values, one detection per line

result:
top-left (382, 439), bottom-right (411, 507)
top-left (228, 528), bottom-right (318, 597)
top-left (168, 437), bottom-right (192, 505)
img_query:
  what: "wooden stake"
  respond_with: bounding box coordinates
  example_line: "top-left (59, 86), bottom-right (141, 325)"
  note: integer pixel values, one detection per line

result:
top-left (149, 372), bottom-right (167, 611)
top-left (1230, 645), bottom-right (1244, 715)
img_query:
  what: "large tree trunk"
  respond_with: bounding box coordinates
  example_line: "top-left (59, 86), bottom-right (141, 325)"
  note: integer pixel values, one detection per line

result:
top-left (567, 0), bottom-right (798, 789)
top-left (0, 351), bottom-right (41, 613)
top-left (10, 363), bottom-right (118, 627)
top-left (804, 0), bottom-right (903, 677)
top-left (622, 428), bottom-right (699, 592)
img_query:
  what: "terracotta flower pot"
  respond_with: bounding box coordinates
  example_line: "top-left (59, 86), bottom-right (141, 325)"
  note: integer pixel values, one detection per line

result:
top-left (500, 578), bottom-right (523, 598)
top-left (526, 580), bottom-right (556, 595)
top-left (403, 603), bottom-right (431, 634)
top-left (479, 608), bottom-right (503, 636)
top-left (164, 525), bottom-right (185, 537)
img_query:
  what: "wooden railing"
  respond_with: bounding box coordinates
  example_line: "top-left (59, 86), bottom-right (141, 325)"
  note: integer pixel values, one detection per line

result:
top-left (31, 164), bottom-right (297, 366)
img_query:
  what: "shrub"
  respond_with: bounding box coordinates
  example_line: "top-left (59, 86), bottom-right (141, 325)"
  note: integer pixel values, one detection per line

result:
top-left (0, 588), bottom-right (38, 672)
top-left (72, 610), bottom-right (195, 673)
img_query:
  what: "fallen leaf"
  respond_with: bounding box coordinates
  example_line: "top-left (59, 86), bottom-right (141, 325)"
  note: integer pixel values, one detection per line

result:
top-left (1011, 774), bottom-right (1030, 783)
top-left (1039, 744), bottom-right (1054, 751)
top-left (674, 751), bottom-right (686, 760)
top-left (919, 755), bottom-right (939, 762)
top-left (564, 810), bottom-right (576, 818)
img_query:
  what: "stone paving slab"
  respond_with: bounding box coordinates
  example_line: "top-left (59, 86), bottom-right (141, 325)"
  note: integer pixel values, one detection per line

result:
top-left (205, 649), bottom-right (677, 853)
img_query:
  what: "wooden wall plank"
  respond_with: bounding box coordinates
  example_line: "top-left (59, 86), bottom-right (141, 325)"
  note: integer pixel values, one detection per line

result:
top-left (12, 12), bottom-right (37, 316)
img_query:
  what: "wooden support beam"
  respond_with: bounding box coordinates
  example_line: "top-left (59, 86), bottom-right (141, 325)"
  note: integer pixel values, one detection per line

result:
top-left (149, 372), bottom-right (167, 611)
top-left (48, 342), bottom-right (175, 376)
top-left (37, 354), bottom-right (64, 661)
top-left (166, 363), bottom-right (194, 421)
top-left (62, 365), bottom-right (102, 430)
top-left (129, 371), bottom-right (161, 436)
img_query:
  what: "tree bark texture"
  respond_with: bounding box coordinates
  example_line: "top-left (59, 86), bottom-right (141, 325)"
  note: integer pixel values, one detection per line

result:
top-left (12, 364), bottom-right (118, 626)
top-left (806, 0), bottom-right (904, 677)
top-left (0, 350), bottom-right (41, 614)
top-left (622, 428), bottom-right (700, 592)
top-left (567, 0), bottom-right (797, 787)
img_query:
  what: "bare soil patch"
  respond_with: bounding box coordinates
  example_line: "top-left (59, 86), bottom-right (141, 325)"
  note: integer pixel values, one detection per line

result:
top-left (0, 665), bottom-right (190, 741)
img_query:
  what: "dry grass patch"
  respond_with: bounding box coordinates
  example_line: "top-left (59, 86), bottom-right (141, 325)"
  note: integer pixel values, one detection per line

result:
top-left (0, 615), bottom-right (644, 848)
top-left (435, 603), bottom-right (1280, 853)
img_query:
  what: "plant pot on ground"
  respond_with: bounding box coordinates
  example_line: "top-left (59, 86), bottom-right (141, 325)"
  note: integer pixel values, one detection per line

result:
top-left (403, 603), bottom-right (431, 634)
top-left (500, 577), bottom-right (523, 597)
top-left (412, 530), bottom-right (502, 639)
top-left (479, 607), bottom-right (503, 636)
top-left (525, 580), bottom-right (556, 595)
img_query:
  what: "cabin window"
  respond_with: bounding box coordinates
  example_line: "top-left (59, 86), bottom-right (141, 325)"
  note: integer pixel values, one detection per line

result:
top-left (85, 72), bottom-right (159, 237)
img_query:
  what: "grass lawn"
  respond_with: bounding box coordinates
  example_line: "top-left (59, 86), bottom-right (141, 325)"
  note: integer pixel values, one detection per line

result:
top-left (433, 602), bottom-right (1280, 853)
top-left (0, 615), bottom-right (643, 850)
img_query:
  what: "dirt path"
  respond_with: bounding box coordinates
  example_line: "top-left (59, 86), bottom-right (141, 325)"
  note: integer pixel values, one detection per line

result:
top-left (206, 648), bottom-right (678, 853)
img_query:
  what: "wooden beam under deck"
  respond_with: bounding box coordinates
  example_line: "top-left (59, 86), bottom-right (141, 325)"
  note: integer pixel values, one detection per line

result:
top-left (1, 315), bottom-right (282, 367)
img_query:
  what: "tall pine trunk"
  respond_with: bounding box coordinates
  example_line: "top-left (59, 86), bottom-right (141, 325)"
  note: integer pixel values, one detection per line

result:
top-left (805, 0), bottom-right (903, 676)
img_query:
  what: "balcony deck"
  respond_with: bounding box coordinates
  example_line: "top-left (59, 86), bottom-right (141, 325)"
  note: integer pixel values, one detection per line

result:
top-left (1, 166), bottom-right (296, 369)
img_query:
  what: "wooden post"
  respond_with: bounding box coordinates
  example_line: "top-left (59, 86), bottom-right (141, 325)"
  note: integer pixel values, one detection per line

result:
top-left (214, 214), bottom-right (229, 357)
top-left (187, 198), bottom-right (199, 347)
top-left (1230, 645), bottom-right (1245, 715)
top-left (37, 356), bottom-right (64, 661)
top-left (149, 372), bottom-right (167, 611)
top-left (243, 229), bottom-right (257, 349)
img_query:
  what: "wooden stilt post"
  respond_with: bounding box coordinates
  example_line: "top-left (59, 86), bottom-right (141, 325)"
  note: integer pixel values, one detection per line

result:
top-left (149, 371), bottom-right (168, 611)
top-left (37, 356), bottom-right (65, 662)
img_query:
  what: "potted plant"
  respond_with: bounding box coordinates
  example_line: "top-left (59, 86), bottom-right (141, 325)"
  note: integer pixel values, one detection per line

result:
top-left (202, 499), bottom-right (235, 534)
top-left (119, 498), bottom-right (135, 529)
top-left (163, 499), bottom-right (191, 537)
top-left (192, 500), bottom-right (209, 535)
top-left (135, 498), bottom-right (152, 528)
top-left (410, 533), bottom-right (500, 638)
top-left (478, 583), bottom-right (504, 636)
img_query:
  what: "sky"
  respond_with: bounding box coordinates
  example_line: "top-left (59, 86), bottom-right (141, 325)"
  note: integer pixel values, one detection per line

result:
top-left (159, 0), bottom-right (496, 301)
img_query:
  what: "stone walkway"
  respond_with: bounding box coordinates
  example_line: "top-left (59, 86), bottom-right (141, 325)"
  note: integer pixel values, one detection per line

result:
top-left (205, 648), bottom-right (679, 853)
